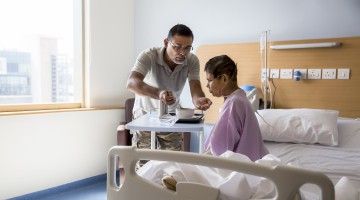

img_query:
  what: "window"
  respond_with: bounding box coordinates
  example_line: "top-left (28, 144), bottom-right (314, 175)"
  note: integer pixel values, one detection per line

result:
top-left (0, 0), bottom-right (83, 111)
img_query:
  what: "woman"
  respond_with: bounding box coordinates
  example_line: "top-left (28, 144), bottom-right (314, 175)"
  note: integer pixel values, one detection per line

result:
top-left (204, 55), bottom-right (268, 161)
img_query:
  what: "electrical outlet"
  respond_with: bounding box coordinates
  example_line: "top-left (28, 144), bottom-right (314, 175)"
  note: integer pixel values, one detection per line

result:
top-left (337, 68), bottom-right (350, 79)
top-left (308, 69), bottom-right (321, 79)
top-left (294, 69), bottom-right (307, 80)
top-left (280, 69), bottom-right (293, 79)
top-left (270, 68), bottom-right (279, 79)
top-left (322, 69), bottom-right (336, 79)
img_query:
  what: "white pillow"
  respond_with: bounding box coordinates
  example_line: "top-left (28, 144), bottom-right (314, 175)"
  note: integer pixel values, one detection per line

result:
top-left (256, 109), bottom-right (339, 146)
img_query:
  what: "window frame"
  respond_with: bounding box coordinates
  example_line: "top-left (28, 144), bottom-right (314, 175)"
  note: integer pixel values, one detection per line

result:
top-left (0, 0), bottom-right (87, 113)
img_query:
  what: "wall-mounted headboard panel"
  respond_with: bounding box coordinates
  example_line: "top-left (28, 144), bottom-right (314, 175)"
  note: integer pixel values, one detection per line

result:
top-left (196, 37), bottom-right (360, 123)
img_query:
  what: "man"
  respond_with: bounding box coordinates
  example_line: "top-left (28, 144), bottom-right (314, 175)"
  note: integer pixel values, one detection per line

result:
top-left (127, 24), bottom-right (212, 151)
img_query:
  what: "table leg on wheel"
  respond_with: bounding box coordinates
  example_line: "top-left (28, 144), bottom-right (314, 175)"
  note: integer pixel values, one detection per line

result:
top-left (151, 131), bottom-right (156, 150)
top-left (198, 131), bottom-right (204, 154)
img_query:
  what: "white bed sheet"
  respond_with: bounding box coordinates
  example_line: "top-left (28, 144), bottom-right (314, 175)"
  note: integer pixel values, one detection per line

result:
top-left (265, 142), bottom-right (360, 184)
top-left (137, 151), bottom-right (344, 200)
top-left (138, 152), bottom-right (294, 200)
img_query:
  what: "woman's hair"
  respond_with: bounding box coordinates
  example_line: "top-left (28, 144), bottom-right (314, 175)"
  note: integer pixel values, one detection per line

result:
top-left (168, 24), bottom-right (193, 40)
top-left (204, 55), bottom-right (237, 82)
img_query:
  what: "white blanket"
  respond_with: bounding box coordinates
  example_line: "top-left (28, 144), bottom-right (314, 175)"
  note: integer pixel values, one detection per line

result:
top-left (137, 151), bottom-right (359, 200)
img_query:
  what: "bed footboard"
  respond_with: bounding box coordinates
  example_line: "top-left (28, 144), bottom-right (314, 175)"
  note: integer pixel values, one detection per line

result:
top-left (107, 146), bottom-right (334, 200)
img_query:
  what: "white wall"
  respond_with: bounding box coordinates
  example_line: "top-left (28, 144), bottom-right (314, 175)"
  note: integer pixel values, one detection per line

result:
top-left (0, 110), bottom-right (122, 199)
top-left (134, 0), bottom-right (360, 54)
top-left (0, 0), bottom-right (134, 198)
top-left (89, 0), bottom-right (135, 107)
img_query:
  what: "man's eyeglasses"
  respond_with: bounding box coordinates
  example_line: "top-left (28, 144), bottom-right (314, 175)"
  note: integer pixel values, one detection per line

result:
top-left (169, 41), bottom-right (193, 53)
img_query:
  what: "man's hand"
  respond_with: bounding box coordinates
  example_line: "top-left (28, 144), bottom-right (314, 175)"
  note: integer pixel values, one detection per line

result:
top-left (159, 90), bottom-right (176, 105)
top-left (189, 80), bottom-right (212, 111)
top-left (195, 97), bottom-right (212, 111)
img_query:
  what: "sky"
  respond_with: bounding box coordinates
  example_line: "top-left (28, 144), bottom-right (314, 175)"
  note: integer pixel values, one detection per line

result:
top-left (0, 0), bottom-right (77, 54)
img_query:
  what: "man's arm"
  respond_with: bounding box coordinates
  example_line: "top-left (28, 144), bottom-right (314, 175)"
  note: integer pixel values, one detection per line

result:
top-left (126, 71), bottom-right (160, 100)
top-left (127, 71), bottom-right (175, 104)
top-left (189, 79), bottom-right (205, 100)
top-left (189, 80), bottom-right (212, 110)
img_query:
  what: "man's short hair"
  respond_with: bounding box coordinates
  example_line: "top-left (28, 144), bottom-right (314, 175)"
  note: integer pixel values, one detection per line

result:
top-left (168, 24), bottom-right (193, 40)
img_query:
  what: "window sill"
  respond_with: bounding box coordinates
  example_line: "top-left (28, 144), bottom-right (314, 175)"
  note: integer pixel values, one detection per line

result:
top-left (0, 107), bottom-right (93, 116)
top-left (0, 106), bottom-right (124, 116)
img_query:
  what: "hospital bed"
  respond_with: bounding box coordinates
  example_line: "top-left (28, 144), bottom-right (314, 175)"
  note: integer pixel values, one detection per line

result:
top-left (107, 112), bottom-right (360, 200)
top-left (107, 146), bottom-right (334, 200)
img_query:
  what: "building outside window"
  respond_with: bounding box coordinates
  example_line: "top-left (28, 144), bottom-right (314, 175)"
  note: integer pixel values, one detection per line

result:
top-left (0, 0), bottom-right (83, 110)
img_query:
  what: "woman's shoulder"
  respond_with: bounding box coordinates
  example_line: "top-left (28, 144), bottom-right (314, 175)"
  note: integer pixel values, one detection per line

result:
top-left (225, 90), bottom-right (253, 112)
top-left (227, 90), bottom-right (248, 104)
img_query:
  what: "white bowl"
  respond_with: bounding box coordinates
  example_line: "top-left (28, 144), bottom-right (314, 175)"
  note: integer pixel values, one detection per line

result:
top-left (176, 108), bottom-right (194, 119)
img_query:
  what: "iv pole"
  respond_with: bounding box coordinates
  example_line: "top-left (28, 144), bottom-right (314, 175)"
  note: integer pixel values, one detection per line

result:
top-left (260, 31), bottom-right (270, 110)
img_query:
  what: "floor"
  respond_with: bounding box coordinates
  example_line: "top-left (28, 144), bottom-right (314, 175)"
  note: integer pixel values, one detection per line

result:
top-left (12, 170), bottom-right (124, 200)
top-left (36, 181), bottom-right (106, 200)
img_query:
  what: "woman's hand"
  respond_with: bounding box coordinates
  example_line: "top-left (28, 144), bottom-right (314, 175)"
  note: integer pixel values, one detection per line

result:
top-left (195, 97), bottom-right (212, 110)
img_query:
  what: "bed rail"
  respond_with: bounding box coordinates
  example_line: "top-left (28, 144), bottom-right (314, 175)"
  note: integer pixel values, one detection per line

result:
top-left (107, 146), bottom-right (334, 200)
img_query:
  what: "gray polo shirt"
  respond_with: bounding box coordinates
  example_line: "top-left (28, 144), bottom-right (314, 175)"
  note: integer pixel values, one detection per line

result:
top-left (131, 47), bottom-right (200, 118)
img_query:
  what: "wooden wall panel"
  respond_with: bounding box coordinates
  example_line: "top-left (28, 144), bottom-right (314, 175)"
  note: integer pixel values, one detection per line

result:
top-left (196, 37), bottom-right (360, 123)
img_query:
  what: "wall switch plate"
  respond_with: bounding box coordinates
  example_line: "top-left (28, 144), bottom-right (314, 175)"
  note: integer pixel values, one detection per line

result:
top-left (270, 68), bottom-right (279, 79)
top-left (337, 68), bottom-right (350, 79)
top-left (322, 68), bottom-right (337, 79)
top-left (280, 69), bottom-right (293, 79)
top-left (294, 69), bottom-right (307, 80)
top-left (308, 69), bottom-right (321, 79)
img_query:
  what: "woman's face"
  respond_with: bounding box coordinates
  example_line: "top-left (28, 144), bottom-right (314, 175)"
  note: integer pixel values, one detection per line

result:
top-left (205, 72), bottom-right (226, 97)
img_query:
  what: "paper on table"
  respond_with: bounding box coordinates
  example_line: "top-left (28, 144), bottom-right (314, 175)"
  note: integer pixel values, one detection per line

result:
top-left (159, 114), bottom-right (178, 126)
top-left (149, 113), bottom-right (178, 127)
